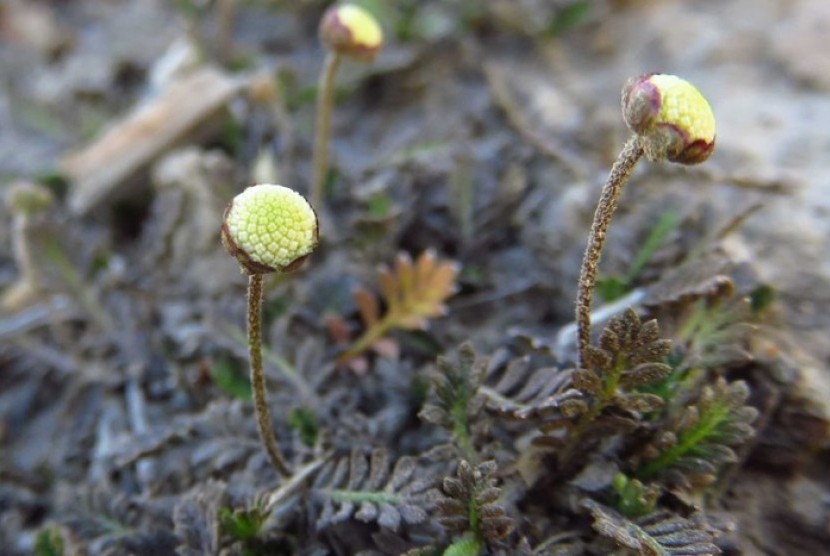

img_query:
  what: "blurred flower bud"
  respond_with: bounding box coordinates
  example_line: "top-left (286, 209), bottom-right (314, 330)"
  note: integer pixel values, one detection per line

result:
top-left (622, 74), bottom-right (716, 165)
top-left (221, 184), bottom-right (318, 274)
top-left (5, 181), bottom-right (54, 216)
top-left (319, 4), bottom-right (383, 60)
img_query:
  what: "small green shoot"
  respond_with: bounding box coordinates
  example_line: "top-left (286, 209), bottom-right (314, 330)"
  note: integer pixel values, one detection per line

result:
top-left (34, 527), bottom-right (65, 556)
top-left (597, 209), bottom-right (681, 302)
top-left (546, 1), bottom-right (592, 36)
top-left (612, 473), bottom-right (658, 519)
top-left (210, 357), bottom-right (252, 401)
top-left (288, 407), bottom-right (319, 448)
top-left (219, 503), bottom-right (268, 541)
top-left (637, 378), bottom-right (757, 482)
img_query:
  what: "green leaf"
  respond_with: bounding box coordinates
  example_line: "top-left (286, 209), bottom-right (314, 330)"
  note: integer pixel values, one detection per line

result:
top-left (749, 284), bottom-right (775, 314)
top-left (288, 407), bottom-right (319, 448)
top-left (625, 210), bottom-right (681, 284)
top-left (597, 276), bottom-right (629, 302)
top-left (34, 528), bottom-right (64, 556)
top-left (546, 1), bottom-right (592, 36)
top-left (597, 210), bottom-right (681, 302)
top-left (219, 506), bottom-right (267, 541)
top-left (209, 357), bottom-right (252, 401)
top-left (443, 535), bottom-right (483, 556)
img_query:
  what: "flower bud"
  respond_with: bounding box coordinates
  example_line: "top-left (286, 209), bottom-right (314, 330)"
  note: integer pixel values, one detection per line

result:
top-left (622, 74), bottom-right (716, 165)
top-left (221, 184), bottom-right (318, 274)
top-left (319, 4), bottom-right (383, 60)
top-left (5, 181), bottom-right (54, 216)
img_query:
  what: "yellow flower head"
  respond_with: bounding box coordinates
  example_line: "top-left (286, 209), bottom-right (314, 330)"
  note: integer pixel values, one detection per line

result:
top-left (221, 184), bottom-right (318, 274)
top-left (319, 4), bottom-right (383, 60)
top-left (622, 73), bottom-right (716, 164)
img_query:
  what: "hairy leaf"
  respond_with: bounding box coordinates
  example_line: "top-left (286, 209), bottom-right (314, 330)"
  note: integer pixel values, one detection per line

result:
top-left (636, 378), bottom-right (758, 485)
top-left (313, 448), bottom-right (438, 532)
top-left (436, 460), bottom-right (513, 545)
top-left (419, 343), bottom-right (488, 461)
top-left (534, 310), bottom-right (672, 457)
top-left (479, 349), bottom-right (576, 419)
top-left (584, 499), bottom-right (720, 555)
top-left (173, 482), bottom-right (226, 556)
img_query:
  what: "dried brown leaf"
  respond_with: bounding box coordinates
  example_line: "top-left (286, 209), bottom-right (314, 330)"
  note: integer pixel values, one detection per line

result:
top-left (354, 285), bottom-right (380, 328)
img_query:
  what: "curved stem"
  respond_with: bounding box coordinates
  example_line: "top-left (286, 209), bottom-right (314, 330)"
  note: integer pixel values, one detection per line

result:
top-left (311, 51), bottom-right (342, 208)
top-left (248, 273), bottom-right (292, 477)
top-left (336, 312), bottom-right (393, 365)
top-left (576, 136), bottom-right (644, 368)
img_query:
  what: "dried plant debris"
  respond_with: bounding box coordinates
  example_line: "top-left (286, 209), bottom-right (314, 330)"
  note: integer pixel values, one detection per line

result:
top-left (51, 483), bottom-right (179, 555)
top-left (436, 460), bottom-right (513, 549)
top-left (583, 499), bottom-right (720, 556)
top-left (634, 378), bottom-right (758, 487)
top-left (173, 481), bottom-right (226, 556)
top-left (338, 250), bottom-right (459, 364)
top-left (419, 342), bottom-right (489, 461)
top-left (312, 448), bottom-right (439, 532)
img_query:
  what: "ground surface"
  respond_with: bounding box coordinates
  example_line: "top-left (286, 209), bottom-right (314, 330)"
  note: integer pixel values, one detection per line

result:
top-left (1, 1), bottom-right (829, 555)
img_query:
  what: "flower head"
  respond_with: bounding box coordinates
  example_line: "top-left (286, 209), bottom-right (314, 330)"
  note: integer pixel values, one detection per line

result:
top-left (221, 184), bottom-right (318, 274)
top-left (5, 182), bottom-right (54, 216)
top-left (622, 73), bottom-right (716, 164)
top-left (319, 3), bottom-right (383, 60)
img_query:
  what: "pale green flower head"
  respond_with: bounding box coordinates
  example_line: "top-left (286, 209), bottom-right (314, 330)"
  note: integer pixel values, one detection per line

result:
top-left (622, 73), bottom-right (716, 164)
top-left (221, 184), bottom-right (318, 274)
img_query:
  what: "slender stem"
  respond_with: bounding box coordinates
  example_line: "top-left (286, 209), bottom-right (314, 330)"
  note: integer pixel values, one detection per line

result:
top-left (336, 312), bottom-right (394, 365)
top-left (311, 51), bottom-right (342, 208)
top-left (248, 273), bottom-right (292, 477)
top-left (217, 0), bottom-right (237, 62)
top-left (12, 215), bottom-right (36, 289)
top-left (576, 136), bottom-right (644, 368)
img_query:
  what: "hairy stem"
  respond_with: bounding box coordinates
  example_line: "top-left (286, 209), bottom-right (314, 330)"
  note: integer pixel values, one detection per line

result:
top-left (217, 0), bottom-right (237, 62)
top-left (248, 273), bottom-right (292, 477)
top-left (311, 51), bottom-right (342, 208)
top-left (576, 136), bottom-right (644, 368)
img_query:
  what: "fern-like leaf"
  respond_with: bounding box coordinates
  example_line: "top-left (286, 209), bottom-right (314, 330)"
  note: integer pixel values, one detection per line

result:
top-left (436, 460), bottom-right (513, 546)
top-left (479, 350), bottom-right (574, 419)
top-left (173, 481), bottom-right (226, 556)
top-left (636, 378), bottom-right (758, 485)
top-left (534, 310), bottom-right (671, 453)
top-left (583, 499), bottom-right (720, 555)
top-left (673, 297), bottom-right (756, 372)
top-left (312, 448), bottom-right (438, 532)
top-left (338, 250), bottom-right (459, 364)
top-left (419, 343), bottom-right (488, 462)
